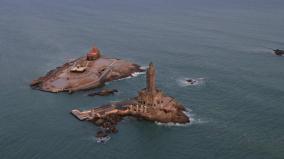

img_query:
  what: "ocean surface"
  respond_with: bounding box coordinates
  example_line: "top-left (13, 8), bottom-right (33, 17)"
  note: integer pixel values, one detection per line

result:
top-left (0, 0), bottom-right (283, 158)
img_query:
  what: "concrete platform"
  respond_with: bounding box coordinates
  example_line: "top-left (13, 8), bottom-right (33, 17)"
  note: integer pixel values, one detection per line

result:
top-left (71, 109), bottom-right (91, 121)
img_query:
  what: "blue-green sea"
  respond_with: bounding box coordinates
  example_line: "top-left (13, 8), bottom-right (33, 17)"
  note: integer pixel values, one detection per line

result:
top-left (0, 0), bottom-right (283, 158)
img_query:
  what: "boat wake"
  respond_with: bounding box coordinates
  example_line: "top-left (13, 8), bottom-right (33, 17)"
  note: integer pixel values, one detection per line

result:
top-left (177, 77), bottom-right (205, 87)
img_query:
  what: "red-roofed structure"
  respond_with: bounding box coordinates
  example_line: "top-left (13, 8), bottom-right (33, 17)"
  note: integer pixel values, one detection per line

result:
top-left (86, 46), bottom-right (101, 61)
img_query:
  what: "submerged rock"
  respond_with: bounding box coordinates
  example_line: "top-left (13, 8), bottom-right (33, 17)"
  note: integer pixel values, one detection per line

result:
top-left (96, 130), bottom-right (108, 138)
top-left (88, 89), bottom-right (118, 96)
top-left (94, 118), bottom-right (105, 126)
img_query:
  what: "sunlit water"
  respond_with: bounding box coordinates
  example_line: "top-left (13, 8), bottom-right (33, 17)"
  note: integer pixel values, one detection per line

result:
top-left (0, 0), bottom-right (284, 158)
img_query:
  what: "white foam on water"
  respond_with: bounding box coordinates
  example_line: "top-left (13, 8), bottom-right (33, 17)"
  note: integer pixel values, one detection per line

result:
top-left (155, 109), bottom-right (191, 127)
top-left (96, 136), bottom-right (111, 144)
top-left (132, 71), bottom-right (146, 77)
top-left (155, 121), bottom-right (190, 127)
top-left (116, 70), bottom-right (146, 81)
top-left (189, 115), bottom-right (208, 125)
top-left (89, 136), bottom-right (111, 144)
top-left (155, 108), bottom-right (208, 127)
top-left (139, 65), bottom-right (148, 70)
top-left (177, 77), bottom-right (205, 87)
top-left (185, 108), bottom-right (209, 125)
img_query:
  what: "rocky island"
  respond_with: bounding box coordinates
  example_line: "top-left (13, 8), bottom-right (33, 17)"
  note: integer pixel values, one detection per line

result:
top-left (30, 46), bottom-right (144, 93)
top-left (71, 63), bottom-right (190, 140)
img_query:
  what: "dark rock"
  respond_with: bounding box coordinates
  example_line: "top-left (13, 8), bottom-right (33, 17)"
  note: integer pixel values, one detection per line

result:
top-left (111, 127), bottom-right (118, 133)
top-left (186, 79), bottom-right (197, 85)
top-left (96, 130), bottom-right (108, 138)
top-left (88, 89), bottom-right (118, 96)
top-left (274, 49), bottom-right (284, 56)
top-left (186, 79), bottom-right (193, 83)
top-left (105, 129), bottom-right (112, 134)
top-left (94, 119), bottom-right (105, 126)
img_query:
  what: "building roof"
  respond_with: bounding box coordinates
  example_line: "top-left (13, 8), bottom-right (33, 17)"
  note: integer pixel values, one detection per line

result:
top-left (87, 47), bottom-right (100, 57)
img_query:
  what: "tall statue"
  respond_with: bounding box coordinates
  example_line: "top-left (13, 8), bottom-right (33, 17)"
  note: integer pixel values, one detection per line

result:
top-left (146, 62), bottom-right (156, 95)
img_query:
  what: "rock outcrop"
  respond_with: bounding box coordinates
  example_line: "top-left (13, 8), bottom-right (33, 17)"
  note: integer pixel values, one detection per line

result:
top-left (31, 47), bottom-right (144, 93)
top-left (71, 63), bottom-right (190, 139)
top-left (273, 49), bottom-right (284, 56)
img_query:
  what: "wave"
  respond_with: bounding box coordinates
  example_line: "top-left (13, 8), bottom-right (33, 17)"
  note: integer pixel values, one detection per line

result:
top-left (89, 136), bottom-right (111, 144)
top-left (131, 71), bottom-right (146, 77)
top-left (177, 77), bottom-right (205, 87)
top-left (116, 70), bottom-right (146, 81)
top-left (155, 121), bottom-right (190, 127)
top-left (155, 109), bottom-right (191, 127)
top-left (155, 108), bottom-right (208, 127)
top-left (185, 108), bottom-right (209, 125)
top-left (140, 65), bottom-right (149, 70)
top-left (189, 115), bottom-right (208, 125)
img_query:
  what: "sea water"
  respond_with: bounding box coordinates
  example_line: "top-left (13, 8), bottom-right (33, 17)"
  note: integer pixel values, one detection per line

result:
top-left (0, 0), bottom-right (284, 158)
